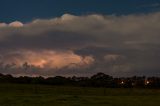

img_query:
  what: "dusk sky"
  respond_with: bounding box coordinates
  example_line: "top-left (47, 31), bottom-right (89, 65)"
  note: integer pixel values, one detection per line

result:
top-left (0, 0), bottom-right (160, 77)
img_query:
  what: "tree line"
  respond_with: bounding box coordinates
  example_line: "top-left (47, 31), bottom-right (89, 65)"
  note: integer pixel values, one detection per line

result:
top-left (0, 72), bottom-right (160, 88)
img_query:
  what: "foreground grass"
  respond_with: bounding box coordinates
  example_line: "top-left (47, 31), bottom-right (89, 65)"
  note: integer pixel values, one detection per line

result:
top-left (0, 84), bottom-right (160, 106)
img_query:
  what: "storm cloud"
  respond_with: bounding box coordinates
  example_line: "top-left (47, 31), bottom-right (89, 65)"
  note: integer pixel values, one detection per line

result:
top-left (0, 13), bottom-right (160, 77)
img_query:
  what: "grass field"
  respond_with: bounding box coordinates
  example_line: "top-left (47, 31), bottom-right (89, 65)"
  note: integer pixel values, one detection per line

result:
top-left (0, 84), bottom-right (160, 106)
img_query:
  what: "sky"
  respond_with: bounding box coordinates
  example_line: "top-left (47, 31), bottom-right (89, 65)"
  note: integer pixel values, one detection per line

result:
top-left (0, 0), bottom-right (160, 77)
top-left (1, 0), bottom-right (160, 22)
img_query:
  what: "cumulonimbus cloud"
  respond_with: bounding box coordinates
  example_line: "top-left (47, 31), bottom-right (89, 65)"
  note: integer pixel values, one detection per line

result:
top-left (0, 21), bottom-right (23, 28)
top-left (0, 12), bottom-right (160, 77)
top-left (9, 21), bottom-right (23, 27)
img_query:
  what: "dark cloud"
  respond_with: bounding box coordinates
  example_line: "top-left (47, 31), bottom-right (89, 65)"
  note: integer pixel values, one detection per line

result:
top-left (0, 13), bottom-right (160, 77)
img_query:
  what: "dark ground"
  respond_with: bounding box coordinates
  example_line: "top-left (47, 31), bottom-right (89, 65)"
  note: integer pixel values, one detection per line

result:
top-left (0, 84), bottom-right (160, 106)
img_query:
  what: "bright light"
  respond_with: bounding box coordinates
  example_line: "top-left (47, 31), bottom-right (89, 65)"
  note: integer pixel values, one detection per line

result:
top-left (121, 81), bottom-right (124, 84)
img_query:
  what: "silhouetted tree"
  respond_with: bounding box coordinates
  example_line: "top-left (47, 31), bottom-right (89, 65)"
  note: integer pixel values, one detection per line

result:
top-left (90, 72), bottom-right (114, 87)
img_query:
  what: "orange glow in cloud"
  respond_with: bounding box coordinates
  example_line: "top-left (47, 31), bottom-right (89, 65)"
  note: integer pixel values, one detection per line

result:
top-left (6, 50), bottom-right (94, 69)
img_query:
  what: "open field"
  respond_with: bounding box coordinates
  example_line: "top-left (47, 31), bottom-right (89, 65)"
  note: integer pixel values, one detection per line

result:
top-left (0, 84), bottom-right (160, 106)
